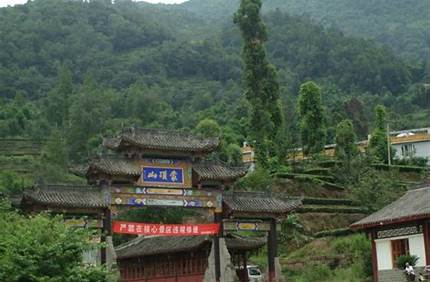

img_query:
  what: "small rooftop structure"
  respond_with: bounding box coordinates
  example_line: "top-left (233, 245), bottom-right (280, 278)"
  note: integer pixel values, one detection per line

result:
top-left (103, 127), bottom-right (219, 154)
top-left (223, 191), bottom-right (301, 219)
top-left (351, 187), bottom-right (430, 230)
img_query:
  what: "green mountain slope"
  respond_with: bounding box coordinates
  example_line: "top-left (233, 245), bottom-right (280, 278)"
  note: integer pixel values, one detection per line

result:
top-left (0, 0), bottom-right (428, 152)
top-left (180, 0), bottom-right (429, 61)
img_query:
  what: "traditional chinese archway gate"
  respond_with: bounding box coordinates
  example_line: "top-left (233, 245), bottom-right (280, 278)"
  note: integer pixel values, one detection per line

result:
top-left (17, 127), bottom-right (301, 282)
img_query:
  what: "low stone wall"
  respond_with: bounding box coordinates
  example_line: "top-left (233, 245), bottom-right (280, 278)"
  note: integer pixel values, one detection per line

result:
top-left (378, 267), bottom-right (426, 282)
top-left (378, 269), bottom-right (406, 282)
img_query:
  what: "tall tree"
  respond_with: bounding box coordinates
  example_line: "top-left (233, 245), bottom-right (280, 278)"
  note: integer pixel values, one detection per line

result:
top-left (297, 81), bottom-right (326, 155)
top-left (45, 66), bottom-right (73, 128)
top-left (234, 0), bottom-right (283, 167)
top-left (68, 74), bottom-right (111, 162)
top-left (368, 105), bottom-right (390, 163)
top-left (335, 119), bottom-right (358, 161)
top-left (35, 128), bottom-right (70, 182)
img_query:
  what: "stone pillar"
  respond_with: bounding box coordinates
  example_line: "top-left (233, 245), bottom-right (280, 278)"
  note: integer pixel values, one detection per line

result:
top-left (275, 257), bottom-right (285, 282)
top-left (268, 218), bottom-right (277, 282)
top-left (214, 212), bottom-right (222, 281)
top-left (203, 238), bottom-right (238, 282)
top-left (105, 235), bottom-right (117, 269)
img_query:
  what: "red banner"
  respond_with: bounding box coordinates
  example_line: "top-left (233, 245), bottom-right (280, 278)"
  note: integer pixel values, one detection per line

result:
top-left (113, 221), bottom-right (220, 236)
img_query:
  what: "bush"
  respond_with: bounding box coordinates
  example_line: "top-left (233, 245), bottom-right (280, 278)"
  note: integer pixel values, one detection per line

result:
top-left (393, 157), bottom-right (429, 167)
top-left (294, 265), bottom-right (332, 282)
top-left (0, 203), bottom-right (113, 281)
top-left (233, 168), bottom-right (272, 191)
top-left (332, 233), bottom-right (372, 278)
top-left (396, 254), bottom-right (419, 269)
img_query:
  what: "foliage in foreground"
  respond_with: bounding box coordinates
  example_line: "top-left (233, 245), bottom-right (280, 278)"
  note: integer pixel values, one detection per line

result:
top-left (282, 234), bottom-right (372, 282)
top-left (396, 254), bottom-right (419, 269)
top-left (0, 204), bottom-right (113, 282)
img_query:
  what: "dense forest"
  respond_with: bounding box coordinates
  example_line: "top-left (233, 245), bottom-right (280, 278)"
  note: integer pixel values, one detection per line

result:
top-left (0, 1), bottom-right (428, 281)
top-left (0, 0), bottom-right (429, 164)
top-left (181, 0), bottom-right (430, 61)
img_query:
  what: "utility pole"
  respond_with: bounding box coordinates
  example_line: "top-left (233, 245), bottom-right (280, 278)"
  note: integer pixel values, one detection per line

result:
top-left (386, 124), bottom-right (391, 165)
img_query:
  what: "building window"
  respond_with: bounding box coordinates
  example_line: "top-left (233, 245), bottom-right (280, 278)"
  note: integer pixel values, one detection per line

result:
top-left (401, 144), bottom-right (416, 158)
top-left (391, 239), bottom-right (409, 267)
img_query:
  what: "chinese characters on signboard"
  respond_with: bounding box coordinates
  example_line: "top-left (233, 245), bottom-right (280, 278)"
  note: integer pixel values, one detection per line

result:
top-left (110, 187), bottom-right (223, 211)
top-left (113, 221), bottom-right (220, 236)
top-left (136, 159), bottom-right (192, 188)
top-left (143, 167), bottom-right (183, 184)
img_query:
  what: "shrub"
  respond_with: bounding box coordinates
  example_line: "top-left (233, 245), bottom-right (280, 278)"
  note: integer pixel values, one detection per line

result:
top-left (396, 254), bottom-right (419, 269)
top-left (233, 168), bottom-right (272, 191)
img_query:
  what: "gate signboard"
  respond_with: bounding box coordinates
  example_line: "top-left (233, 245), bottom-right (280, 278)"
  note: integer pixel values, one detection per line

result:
top-left (223, 220), bottom-right (281, 232)
top-left (110, 186), bottom-right (222, 212)
top-left (136, 159), bottom-right (192, 188)
top-left (113, 221), bottom-right (220, 236)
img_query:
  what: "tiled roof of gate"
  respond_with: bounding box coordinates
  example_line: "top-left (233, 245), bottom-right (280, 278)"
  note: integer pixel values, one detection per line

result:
top-left (79, 158), bottom-right (246, 181)
top-left (22, 184), bottom-right (106, 208)
top-left (223, 192), bottom-right (301, 217)
top-left (351, 187), bottom-right (430, 229)
top-left (193, 162), bottom-right (249, 181)
top-left (104, 128), bottom-right (219, 153)
top-left (87, 159), bottom-right (141, 177)
top-left (115, 235), bottom-right (266, 259)
top-left (115, 236), bottom-right (210, 259)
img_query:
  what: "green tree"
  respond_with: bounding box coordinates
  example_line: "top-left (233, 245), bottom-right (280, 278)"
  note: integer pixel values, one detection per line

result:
top-left (68, 75), bottom-right (111, 162)
top-left (368, 105), bottom-right (391, 163)
top-left (45, 66), bottom-right (73, 128)
top-left (234, 0), bottom-right (283, 167)
top-left (0, 206), bottom-right (112, 282)
top-left (297, 81), bottom-right (326, 155)
top-left (224, 143), bottom-right (243, 165)
top-left (35, 128), bottom-right (71, 182)
top-left (194, 118), bottom-right (221, 138)
top-left (335, 119), bottom-right (358, 161)
top-left (41, 128), bottom-right (69, 169)
top-left (0, 172), bottom-right (28, 195)
top-left (351, 169), bottom-right (405, 212)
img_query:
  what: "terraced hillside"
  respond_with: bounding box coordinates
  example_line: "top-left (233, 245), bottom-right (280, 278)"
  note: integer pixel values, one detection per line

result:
top-left (0, 138), bottom-right (42, 175)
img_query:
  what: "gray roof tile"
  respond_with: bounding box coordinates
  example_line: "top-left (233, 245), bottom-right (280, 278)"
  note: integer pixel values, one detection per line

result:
top-left (193, 162), bottom-right (249, 181)
top-left (351, 187), bottom-right (430, 229)
top-left (223, 192), bottom-right (301, 217)
top-left (22, 184), bottom-right (106, 208)
top-left (105, 128), bottom-right (219, 153)
top-left (115, 234), bottom-right (265, 259)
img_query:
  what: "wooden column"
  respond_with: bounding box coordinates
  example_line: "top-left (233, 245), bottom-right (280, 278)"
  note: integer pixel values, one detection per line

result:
top-left (101, 210), bottom-right (107, 264)
top-left (267, 218), bottom-right (277, 282)
top-left (369, 231), bottom-right (378, 282)
top-left (214, 212), bottom-right (222, 282)
top-left (423, 221), bottom-right (430, 265)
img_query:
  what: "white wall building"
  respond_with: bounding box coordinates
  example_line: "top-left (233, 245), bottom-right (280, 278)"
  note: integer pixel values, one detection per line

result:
top-left (390, 128), bottom-right (430, 160)
top-left (351, 187), bottom-right (430, 282)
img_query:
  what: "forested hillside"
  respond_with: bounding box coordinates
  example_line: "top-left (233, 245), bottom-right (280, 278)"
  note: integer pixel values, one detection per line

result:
top-left (181, 0), bottom-right (430, 61)
top-left (0, 0), bottom-right (429, 164)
